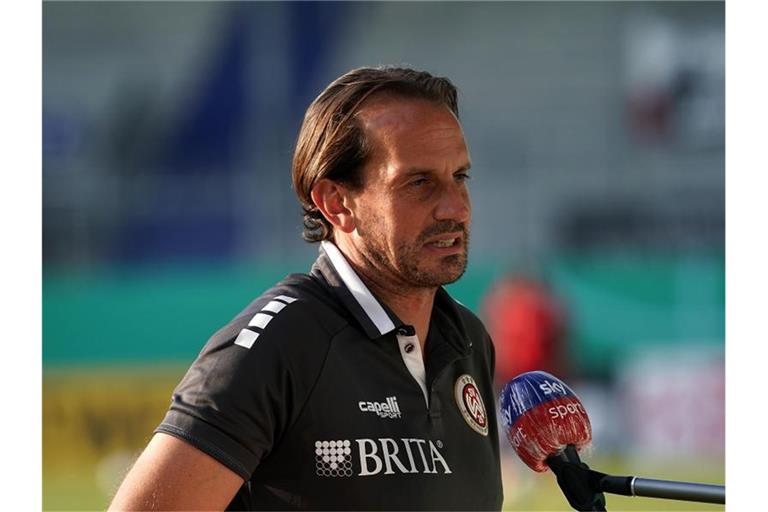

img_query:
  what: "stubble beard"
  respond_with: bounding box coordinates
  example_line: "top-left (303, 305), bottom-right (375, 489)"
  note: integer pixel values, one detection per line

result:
top-left (360, 220), bottom-right (470, 289)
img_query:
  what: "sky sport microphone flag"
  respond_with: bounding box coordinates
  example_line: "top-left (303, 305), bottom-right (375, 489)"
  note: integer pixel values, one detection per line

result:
top-left (499, 371), bottom-right (592, 472)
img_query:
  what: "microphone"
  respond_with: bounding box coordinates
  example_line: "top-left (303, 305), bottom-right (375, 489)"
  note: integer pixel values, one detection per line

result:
top-left (499, 371), bottom-right (725, 511)
top-left (498, 370), bottom-right (592, 473)
top-left (499, 371), bottom-right (606, 511)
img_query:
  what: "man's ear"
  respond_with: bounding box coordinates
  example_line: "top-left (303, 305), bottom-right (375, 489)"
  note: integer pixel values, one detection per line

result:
top-left (310, 179), bottom-right (356, 234)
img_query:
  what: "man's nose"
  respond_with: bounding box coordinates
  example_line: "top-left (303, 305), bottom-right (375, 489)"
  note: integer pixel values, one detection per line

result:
top-left (434, 183), bottom-right (471, 224)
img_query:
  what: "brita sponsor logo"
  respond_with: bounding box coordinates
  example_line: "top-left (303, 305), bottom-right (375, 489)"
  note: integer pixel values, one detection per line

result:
top-left (314, 438), bottom-right (451, 477)
top-left (358, 396), bottom-right (402, 419)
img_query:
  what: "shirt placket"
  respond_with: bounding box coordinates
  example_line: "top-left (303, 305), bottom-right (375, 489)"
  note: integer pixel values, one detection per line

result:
top-left (395, 330), bottom-right (429, 409)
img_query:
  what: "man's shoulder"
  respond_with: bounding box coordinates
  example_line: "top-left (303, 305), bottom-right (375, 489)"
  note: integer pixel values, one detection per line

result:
top-left (208, 272), bottom-right (347, 350)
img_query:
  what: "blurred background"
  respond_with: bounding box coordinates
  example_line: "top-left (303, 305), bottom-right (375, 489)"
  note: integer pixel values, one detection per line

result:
top-left (43, 1), bottom-right (724, 510)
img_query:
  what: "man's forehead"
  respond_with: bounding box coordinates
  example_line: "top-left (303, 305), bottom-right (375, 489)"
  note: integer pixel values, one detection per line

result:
top-left (355, 96), bottom-right (470, 184)
top-left (356, 94), bottom-right (459, 134)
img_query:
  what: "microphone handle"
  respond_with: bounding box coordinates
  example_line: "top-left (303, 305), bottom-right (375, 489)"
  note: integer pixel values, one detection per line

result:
top-left (547, 445), bottom-right (726, 508)
top-left (546, 445), bottom-right (607, 511)
top-left (599, 475), bottom-right (725, 505)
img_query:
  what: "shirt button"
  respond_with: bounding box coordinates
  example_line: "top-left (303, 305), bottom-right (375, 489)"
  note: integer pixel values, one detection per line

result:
top-left (397, 325), bottom-right (415, 336)
top-left (404, 343), bottom-right (415, 353)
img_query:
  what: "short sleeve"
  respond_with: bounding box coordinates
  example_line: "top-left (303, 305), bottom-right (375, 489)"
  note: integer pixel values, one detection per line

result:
top-left (155, 298), bottom-right (330, 480)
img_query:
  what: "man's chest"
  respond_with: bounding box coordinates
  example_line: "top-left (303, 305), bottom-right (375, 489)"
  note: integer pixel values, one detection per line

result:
top-left (246, 329), bottom-right (502, 510)
top-left (264, 337), bottom-right (497, 479)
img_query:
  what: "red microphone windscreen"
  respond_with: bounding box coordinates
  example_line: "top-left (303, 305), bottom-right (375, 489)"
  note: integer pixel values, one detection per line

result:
top-left (499, 371), bottom-right (592, 472)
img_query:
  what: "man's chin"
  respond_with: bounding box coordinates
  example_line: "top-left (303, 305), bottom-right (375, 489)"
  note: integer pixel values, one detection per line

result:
top-left (439, 266), bottom-right (467, 286)
top-left (415, 254), bottom-right (467, 286)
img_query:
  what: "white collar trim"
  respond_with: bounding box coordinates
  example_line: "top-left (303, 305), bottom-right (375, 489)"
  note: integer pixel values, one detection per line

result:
top-left (321, 240), bottom-right (396, 336)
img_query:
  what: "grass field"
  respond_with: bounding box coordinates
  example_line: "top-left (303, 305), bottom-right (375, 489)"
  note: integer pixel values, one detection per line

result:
top-left (43, 367), bottom-right (724, 511)
top-left (43, 455), bottom-right (725, 511)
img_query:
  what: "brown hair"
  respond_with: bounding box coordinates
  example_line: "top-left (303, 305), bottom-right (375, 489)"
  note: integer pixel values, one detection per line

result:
top-left (291, 66), bottom-right (459, 242)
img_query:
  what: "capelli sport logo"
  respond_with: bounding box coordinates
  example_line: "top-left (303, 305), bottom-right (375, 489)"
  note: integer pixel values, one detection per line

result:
top-left (358, 396), bottom-right (402, 419)
top-left (314, 438), bottom-right (451, 478)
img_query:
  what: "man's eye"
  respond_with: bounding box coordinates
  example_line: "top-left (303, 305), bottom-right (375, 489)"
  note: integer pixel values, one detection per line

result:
top-left (410, 178), bottom-right (428, 187)
top-left (455, 172), bottom-right (471, 182)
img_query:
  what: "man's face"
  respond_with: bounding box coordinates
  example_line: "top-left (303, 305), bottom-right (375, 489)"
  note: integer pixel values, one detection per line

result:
top-left (347, 96), bottom-right (472, 289)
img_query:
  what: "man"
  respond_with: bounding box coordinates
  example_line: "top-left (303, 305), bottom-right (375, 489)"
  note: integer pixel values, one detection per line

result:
top-left (110, 66), bottom-right (503, 511)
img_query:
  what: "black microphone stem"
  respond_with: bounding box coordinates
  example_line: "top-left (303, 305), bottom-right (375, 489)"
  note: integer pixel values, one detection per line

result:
top-left (599, 474), bottom-right (725, 504)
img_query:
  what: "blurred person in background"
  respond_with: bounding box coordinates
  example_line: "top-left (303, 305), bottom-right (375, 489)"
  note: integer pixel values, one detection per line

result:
top-left (109, 66), bottom-right (503, 511)
top-left (482, 273), bottom-right (568, 388)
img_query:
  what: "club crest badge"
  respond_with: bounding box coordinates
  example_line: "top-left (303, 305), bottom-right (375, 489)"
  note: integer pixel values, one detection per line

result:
top-left (454, 374), bottom-right (489, 436)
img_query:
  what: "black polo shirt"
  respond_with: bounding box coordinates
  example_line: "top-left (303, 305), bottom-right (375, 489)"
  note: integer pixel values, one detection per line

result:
top-left (156, 241), bottom-right (503, 510)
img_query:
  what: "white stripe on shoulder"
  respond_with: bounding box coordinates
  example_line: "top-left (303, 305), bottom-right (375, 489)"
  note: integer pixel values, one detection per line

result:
top-left (321, 240), bottom-right (395, 336)
top-left (234, 329), bottom-right (259, 349)
top-left (234, 295), bottom-right (298, 349)
top-left (248, 312), bottom-right (273, 329)
top-left (261, 299), bottom-right (288, 314)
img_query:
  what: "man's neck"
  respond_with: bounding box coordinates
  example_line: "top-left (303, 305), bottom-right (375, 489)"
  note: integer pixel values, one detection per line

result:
top-left (334, 240), bottom-right (436, 348)
top-left (364, 278), bottom-right (435, 349)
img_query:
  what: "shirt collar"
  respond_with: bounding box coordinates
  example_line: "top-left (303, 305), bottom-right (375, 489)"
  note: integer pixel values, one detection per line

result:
top-left (311, 241), bottom-right (403, 339)
top-left (431, 286), bottom-right (474, 354)
top-left (311, 241), bottom-right (471, 351)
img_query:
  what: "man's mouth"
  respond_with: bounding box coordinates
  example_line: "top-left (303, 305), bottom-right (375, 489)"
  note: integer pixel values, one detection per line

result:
top-left (429, 237), bottom-right (458, 248)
